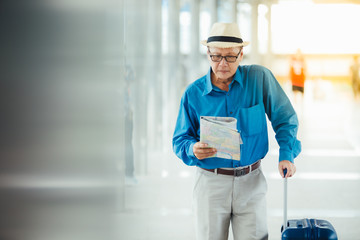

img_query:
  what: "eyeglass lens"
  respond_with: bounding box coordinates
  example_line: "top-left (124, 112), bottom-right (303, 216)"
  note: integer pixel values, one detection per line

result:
top-left (209, 49), bottom-right (241, 63)
top-left (210, 55), bottom-right (237, 62)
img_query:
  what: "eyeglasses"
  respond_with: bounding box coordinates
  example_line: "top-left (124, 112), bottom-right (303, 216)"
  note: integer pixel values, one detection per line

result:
top-left (209, 50), bottom-right (242, 63)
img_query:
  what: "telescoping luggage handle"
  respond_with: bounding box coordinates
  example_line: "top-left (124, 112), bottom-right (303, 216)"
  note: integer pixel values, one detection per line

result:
top-left (283, 169), bottom-right (288, 230)
top-left (281, 169), bottom-right (339, 240)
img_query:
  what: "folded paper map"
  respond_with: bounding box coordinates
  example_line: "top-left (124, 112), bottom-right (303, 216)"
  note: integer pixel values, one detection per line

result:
top-left (200, 116), bottom-right (242, 160)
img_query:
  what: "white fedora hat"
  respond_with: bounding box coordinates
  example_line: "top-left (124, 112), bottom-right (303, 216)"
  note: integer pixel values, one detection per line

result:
top-left (201, 22), bottom-right (249, 48)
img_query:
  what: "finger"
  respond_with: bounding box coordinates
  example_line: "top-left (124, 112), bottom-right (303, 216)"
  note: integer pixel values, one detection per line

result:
top-left (195, 151), bottom-right (216, 160)
top-left (194, 150), bottom-right (215, 158)
top-left (283, 166), bottom-right (291, 178)
top-left (194, 147), bottom-right (216, 159)
top-left (197, 143), bottom-right (209, 149)
top-left (287, 168), bottom-right (294, 178)
top-left (194, 144), bottom-right (213, 153)
top-left (287, 166), bottom-right (296, 178)
top-left (289, 167), bottom-right (296, 178)
top-left (198, 148), bottom-right (217, 154)
top-left (285, 168), bottom-right (290, 178)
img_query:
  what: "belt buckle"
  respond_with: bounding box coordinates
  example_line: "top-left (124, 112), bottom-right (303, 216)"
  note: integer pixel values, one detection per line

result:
top-left (234, 168), bottom-right (247, 177)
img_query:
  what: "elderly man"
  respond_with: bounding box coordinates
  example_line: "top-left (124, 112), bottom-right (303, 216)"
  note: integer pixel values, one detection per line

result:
top-left (173, 23), bottom-right (301, 240)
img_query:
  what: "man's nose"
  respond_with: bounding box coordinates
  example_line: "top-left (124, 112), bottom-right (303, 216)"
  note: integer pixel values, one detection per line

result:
top-left (219, 57), bottom-right (228, 66)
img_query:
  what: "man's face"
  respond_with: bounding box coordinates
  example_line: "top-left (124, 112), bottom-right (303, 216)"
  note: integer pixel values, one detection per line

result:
top-left (207, 47), bottom-right (243, 81)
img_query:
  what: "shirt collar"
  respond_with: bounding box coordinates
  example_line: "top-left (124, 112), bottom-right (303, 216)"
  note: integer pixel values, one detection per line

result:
top-left (202, 66), bottom-right (242, 96)
top-left (203, 68), bottom-right (213, 96)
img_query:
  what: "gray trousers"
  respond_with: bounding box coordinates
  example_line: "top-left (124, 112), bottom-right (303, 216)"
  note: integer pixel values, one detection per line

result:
top-left (193, 167), bottom-right (268, 240)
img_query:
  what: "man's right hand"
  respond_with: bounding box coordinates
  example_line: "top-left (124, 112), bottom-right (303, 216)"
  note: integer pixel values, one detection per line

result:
top-left (193, 142), bottom-right (217, 160)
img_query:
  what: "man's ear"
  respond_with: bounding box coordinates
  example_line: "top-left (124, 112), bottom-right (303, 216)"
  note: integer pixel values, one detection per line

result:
top-left (238, 49), bottom-right (244, 61)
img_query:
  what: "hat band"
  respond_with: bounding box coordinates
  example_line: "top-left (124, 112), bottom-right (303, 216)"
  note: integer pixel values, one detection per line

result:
top-left (207, 36), bottom-right (243, 44)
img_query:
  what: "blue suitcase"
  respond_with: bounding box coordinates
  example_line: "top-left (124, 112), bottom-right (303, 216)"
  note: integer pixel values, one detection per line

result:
top-left (281, 170), bottom-right (338, 240)
top-left (281, 218), bottom-right (337, 240)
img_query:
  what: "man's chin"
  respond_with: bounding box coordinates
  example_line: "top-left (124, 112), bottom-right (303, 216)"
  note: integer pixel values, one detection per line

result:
top-left (217, 73), bottom-right (230, 79)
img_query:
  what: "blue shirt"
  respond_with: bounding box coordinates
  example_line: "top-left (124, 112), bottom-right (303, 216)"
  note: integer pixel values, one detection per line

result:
top-left (172, 65), bottom-right (301, 169)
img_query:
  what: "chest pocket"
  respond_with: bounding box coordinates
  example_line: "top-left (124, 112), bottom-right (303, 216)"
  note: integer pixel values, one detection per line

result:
top-left (237, 103), bottom-right (266, 136)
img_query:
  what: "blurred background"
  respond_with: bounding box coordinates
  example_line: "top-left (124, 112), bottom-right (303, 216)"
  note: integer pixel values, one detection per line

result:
top-left (0, 0), bottom-right (359, 239)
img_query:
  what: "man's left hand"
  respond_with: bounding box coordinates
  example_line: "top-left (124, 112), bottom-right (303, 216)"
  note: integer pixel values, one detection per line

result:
top-left (278, 160), bottom-right (296, 178)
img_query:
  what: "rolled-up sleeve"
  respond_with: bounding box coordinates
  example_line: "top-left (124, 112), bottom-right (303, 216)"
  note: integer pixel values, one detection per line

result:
top-left (262, 68), bottom-right (301, 162)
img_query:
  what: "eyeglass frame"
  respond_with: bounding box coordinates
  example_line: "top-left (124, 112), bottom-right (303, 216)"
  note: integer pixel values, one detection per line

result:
top-left (208, 48), bottom-right (243, 63)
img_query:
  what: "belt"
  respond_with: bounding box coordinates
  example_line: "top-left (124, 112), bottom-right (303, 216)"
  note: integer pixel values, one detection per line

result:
top-left (201, 160), bottom-right (261, 177)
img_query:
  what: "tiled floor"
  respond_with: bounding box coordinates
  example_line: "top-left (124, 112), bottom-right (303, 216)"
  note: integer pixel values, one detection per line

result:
top-left (117, 80), bottom-right (360, 240)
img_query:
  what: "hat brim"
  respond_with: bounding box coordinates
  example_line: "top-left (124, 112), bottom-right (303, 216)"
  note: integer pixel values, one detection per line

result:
top-left (200, 40), bottom-right (249, 48)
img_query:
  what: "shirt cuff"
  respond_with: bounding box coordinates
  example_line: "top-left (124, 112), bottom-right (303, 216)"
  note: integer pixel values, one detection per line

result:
top-left (279, 150), bottom-right (294, 163)
top-left (188, 142), bottom-right (196, 157)
top-left (187, 142), bottom-right (199, 166)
